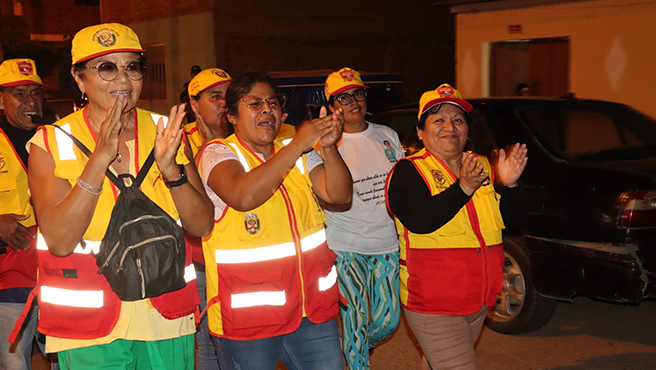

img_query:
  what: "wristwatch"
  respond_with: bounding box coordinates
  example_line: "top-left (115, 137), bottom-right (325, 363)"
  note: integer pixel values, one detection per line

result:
top-left (164, 165), bottom-right (188, 188)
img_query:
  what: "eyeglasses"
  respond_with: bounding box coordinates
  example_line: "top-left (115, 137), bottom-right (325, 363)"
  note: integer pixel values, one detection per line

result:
top-left (239, 94), bottom-right (286, 111)
top-left (334, 89), bottom-right (366, 106)
top-left (86, 61), bottom-right (147, 81)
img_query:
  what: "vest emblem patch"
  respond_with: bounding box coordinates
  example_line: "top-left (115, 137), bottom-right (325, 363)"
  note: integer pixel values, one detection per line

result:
top-left (431, 169), bottom-right (446, 186)
top-left (244, 213), bottom-right (260, 235)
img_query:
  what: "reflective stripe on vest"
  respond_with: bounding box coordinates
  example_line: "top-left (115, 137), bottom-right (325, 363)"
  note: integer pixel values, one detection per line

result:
top-left (55, 123), bottom-right (76, 160)
top-left (150, 113), bottom-right (167, 127)
top-left (36, 234), bottom-right (101, 255)
top-left (184, 264), bottom-right (197, 282)
top-left (282, 138), bottom-right (305, 174)
top-left (300, 229), bottom-right (326, 252)
top-left (41, 286), bottom-right (103, 308)
top-left (215, 230), bottom-right (326, 264)
top-left (231, 290), bottom-right (286, 308)
top-left (228, 142), bottom-right (251, 172)
top-left (319, 265), bottom-right (337, 291)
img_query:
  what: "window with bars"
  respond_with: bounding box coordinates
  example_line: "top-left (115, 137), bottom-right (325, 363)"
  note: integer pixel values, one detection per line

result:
top-left (142, 44), bottom-right (166, 100)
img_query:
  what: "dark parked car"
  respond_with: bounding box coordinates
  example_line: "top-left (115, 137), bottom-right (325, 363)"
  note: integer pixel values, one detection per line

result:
top-left (373, 96), bottom-right (656, 334)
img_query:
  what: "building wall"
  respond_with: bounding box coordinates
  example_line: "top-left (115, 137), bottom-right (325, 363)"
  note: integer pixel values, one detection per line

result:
top-left (101, 0), bottom-right (212, 23)
top-left (211, 2), bottom-right (455, 101)
top-left (455, 0), bottom-right (656, 118)
top-left (101, 0), bottom-right (456, 108)
top-left (112, 12), bottom-right (216, 114)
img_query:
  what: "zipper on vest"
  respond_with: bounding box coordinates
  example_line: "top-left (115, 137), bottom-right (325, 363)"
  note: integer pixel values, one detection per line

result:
top-left (279, 184), bottom-right (306, 308)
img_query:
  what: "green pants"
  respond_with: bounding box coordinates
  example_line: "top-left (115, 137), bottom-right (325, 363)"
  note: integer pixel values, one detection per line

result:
top-left (58, 335), bottom-right (194, 370)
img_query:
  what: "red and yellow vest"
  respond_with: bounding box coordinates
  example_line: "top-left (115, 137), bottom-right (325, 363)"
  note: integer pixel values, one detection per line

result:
top-left (184, 122), bottom-right (298, 266)
top-left (0, 127), bottom-right (37, 290)
top-left (385, 148), bottom-right (505, 315)
top-left (31, 108), bottom-right (199, 339)
top-left (199, 135), bottom-right (339, 340)
top-left (183, 121), bottom-right (204, 158)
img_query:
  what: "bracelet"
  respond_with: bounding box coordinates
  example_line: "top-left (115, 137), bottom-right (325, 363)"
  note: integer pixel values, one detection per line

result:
top-left (77, 177), bottom-right (103, 195)
top-left (164, 165), bottom-right (188, 188)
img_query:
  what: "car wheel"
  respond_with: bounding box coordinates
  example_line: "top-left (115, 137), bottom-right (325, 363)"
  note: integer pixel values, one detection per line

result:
top-left (485, 235), bottom-right (557, 334)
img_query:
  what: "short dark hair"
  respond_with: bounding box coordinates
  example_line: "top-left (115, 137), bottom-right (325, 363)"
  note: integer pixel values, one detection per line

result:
top-left (417, 103), bottom-right (469, 130)
top-left (191, 65), bottom-right (202, 74)
top-left (224, 71), bottom-right (280, 118)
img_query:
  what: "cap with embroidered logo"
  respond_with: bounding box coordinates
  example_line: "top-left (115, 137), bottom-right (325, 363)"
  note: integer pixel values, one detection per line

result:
top-left (324, 67), bottom-right (369, 100)
top-left (188, 68), bottom-right (232, 98)
top-left (0, 59), bottom-right (46, 88)
top-left (71, 23), bottom-right (145, 65)
top-left (418, 83), bottom-right (473, 119)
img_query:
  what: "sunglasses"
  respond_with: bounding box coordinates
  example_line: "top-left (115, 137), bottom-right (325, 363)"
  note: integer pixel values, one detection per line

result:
top-left (85, 61), bottom-right (147, 82)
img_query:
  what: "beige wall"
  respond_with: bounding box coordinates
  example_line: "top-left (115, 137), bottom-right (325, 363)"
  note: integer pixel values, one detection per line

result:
top-left (126, 12), bottom-right (216, 115)
top-left (456, 0), bottom-right (656, 118)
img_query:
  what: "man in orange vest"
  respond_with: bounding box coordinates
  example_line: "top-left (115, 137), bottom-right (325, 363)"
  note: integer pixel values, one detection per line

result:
top-left (0, 58), bottom-right (46, 369)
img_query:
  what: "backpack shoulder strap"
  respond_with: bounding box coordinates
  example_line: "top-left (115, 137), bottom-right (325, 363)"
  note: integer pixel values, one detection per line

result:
top-left (134, 148), bottom-right (156, 188)
top-left (53, 125), bottom-right (122, 188)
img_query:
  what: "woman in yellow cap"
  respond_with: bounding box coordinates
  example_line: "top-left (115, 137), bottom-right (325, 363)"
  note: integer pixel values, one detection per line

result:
top-left (323, 67), bottom-right (403, 370)
top-left (197, 71), bottom-right (352, 369)
top-left (385, 84), bottom-right (527, 370)
top-left (26, 23), bottom-right (213, 370)
top-left (183, 67), bottom-right (233, 370)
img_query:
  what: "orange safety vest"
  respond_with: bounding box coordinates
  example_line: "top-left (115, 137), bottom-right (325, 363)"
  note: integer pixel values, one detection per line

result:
top-left (198, 135), bottom-right (339, 340)
top-left (19, 108), bottom-right (199, 340)
top-left (0, 127), bottom-right (37, 290)
top-left (385, 148), bottom-right (505, 315)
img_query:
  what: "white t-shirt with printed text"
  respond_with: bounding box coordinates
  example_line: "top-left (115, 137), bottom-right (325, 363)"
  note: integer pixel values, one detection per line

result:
top-left (324, 122), bottom-right (404, 255)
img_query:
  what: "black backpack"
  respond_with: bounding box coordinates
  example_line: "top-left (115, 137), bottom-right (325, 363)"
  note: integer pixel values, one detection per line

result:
top-left (56, 126), bottom-right (187, 301)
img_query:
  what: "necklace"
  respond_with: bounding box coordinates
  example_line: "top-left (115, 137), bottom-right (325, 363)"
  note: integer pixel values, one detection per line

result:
top-left (87, 110), bottom-right (122, 163)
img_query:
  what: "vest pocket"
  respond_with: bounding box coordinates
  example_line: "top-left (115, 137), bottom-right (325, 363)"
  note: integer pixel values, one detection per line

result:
top-left (38, 253), bottom-right (121, 336)
top-left (0, 176), bottom-right (20, 213)
top-left (228, 267), bottom-right (287, 329)
top-left (485, 245), bottom-right (505, 306)
top-left (437, 209), bottom-right (468, 236)
top-left (475, 185), bottom-right (505, 232)
top-left (411, 254), bottom-right (469, 301)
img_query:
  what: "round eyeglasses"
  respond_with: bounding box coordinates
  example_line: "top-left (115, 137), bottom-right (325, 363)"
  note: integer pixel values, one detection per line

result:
top-left (334, 89), bottom-right (367, 106)
top-left (239, 94), bottom-right (286, 112)
top-left (86, 61), bottom-right (147, 82)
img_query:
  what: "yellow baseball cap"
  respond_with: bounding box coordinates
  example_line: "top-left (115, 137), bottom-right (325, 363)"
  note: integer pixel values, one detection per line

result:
top-left (418, 83), bottom-right (473, 119)
top-left (0, 59), bottom-right (46, 87)
top-left (71, 23), bottom-right (145, 65)
top-left (188, 68), bottom-right (232, 97)
top-left (324, 67), bottom-right (369, 100)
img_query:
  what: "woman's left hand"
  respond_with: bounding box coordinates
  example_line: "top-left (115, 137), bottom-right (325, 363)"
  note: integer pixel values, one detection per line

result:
top-left (320, 107), bottom-right (344, 148)
top-left (496, 143), bottom-right (528, 187)
top-left (155, 104), bottom-right (186, 180)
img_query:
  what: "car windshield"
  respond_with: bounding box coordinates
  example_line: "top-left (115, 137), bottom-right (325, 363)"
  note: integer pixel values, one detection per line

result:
top-left (519, 103), bottom-right (656, 161)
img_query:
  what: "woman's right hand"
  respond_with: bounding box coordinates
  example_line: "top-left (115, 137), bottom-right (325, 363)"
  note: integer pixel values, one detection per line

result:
top-left (93, 94), bottom-right (127, 166)
top-left (291, 106), bottom-right (335, 152)
top-left (458, 152), bottom-right (488, 196)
